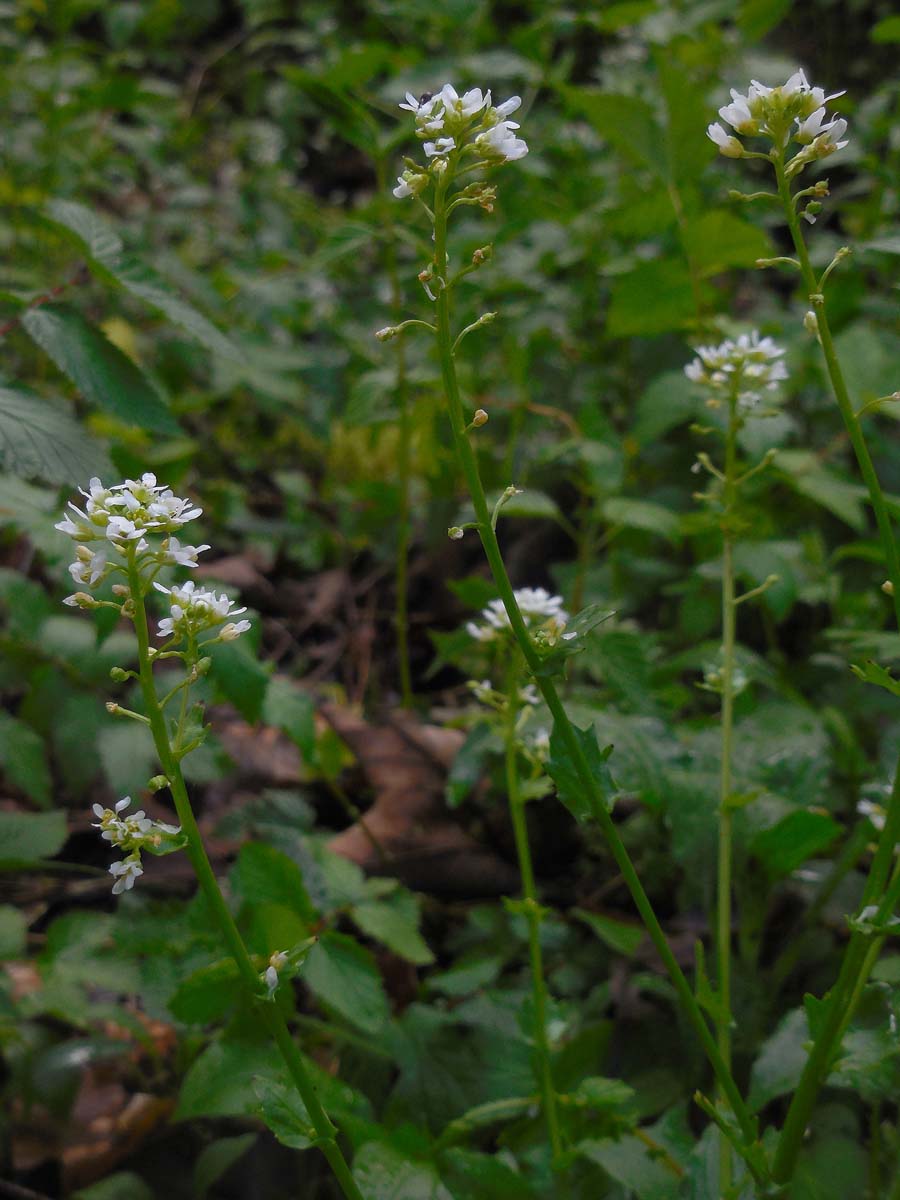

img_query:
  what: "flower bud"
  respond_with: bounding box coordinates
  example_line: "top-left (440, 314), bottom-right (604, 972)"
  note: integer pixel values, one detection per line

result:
top-left (472, 245), bottom-right (493, 266)
top-left (882, 580), bottom-right (895, 596)
top-left (803, 311), bottom-right (819, 335)
top-left (375, 326), bottom-right (398, 342)
top-left (106, 701), bottom-right (122, 714)
top-left (111, 584), bottom-right (129, 596)
top-left (196, 656), bottom-right (213, 673)
top-left (472, 409), bottom-right (489, 427)
top-left (147, 775), bottom-right (169, 792)
top-left (110, 667), bottom-right (129, 682)
top-left (63, 592), bottom-right (96, 609)
top-left (448, 526), bottom-right (464, 540)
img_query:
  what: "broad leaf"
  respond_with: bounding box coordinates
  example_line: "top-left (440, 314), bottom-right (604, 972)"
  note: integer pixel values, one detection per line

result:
top-left (547, 721), bottom-right (615, 823)
top-left (304, 930), bottom-right (390, 1033)
top-left (0, 384), bottom-right (110, 483)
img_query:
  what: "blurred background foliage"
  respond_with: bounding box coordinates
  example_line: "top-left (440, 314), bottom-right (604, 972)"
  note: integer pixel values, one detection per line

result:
top-left (3, 0), bottom-right (900, 1196)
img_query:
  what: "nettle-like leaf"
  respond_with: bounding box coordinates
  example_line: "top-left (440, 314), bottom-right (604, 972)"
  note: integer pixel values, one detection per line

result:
top-left (43, 199), bottom-right (241, 361)
top-left (0, 383), bottom-right (111, 483)
top-left (21, 303), bottom-right (178, 433)
top-left (547, 721), bottom-right (616, 823)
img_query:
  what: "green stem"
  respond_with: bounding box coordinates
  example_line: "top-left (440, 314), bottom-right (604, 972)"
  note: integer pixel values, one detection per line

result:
top-left (771, 157), bottom-right (900, 1187)
top-left (430, 186), bottom-right (763, 1182)
top-left (125, 553), bottom-right (365, 1200)
top-left (503, 671), bottom-right (562, 1159)
top-left (716, 394), bottom-right (739, 1198)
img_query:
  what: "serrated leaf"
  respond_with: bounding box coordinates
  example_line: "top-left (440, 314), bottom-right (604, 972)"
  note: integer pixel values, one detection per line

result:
top-left (850, 659), bottom-right (900, 697)
top-left (254, 1076), bottom-right (315, 1150)
top-left (574, 909), bottom-right (643, 957)
top-left (604, 496), bottom-right (680, 541)
top-left (547, 721), bottom-right (615, 823)
top-left (304, 930), bottom-right (390, 1033)
top-left (21, 303), bottom-right (178, 434)
top-left (351, 894), bottom-right (434, 965)
top-left (0, 385), bottom-right (111, 484)
top-left (748, 1007), bottom-right (809, 1110)
top-left (175, 1034), bottom-right (281, 1120)
top-left (0, 810), bottom-right (67, 865)
top-left (0, 712), bottom-right (53, 807)
top-left (43, 200), bottom-right (241, 361)
top-left (353, 1141), bottom-right (453, 1200)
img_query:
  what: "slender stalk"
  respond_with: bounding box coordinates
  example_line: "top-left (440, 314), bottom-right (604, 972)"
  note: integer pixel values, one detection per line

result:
top-left (430, 185), bottom-right (764, 1181)
top-left (125, 553), bottom-right (365, 1200)
top-left (503, 671), bottom-right (562, 1159)
top-left (770, 156), bottom-right (900, 1186)
top-left (716, 392), bottom-right (739, 1197)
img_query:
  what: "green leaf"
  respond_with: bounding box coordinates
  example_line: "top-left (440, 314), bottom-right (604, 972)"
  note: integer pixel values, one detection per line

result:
top-left (574, 909), bottom-right (643, 957)
top-left (254, 1076), bottom-right (314, 1150)
top-left (577, 1133), bottom-right (681, 1199)
top-left (263, 676), bottom-right (316, 761)
top-left (547, 721), bottom-right (615, 823)
top-left (793, 1135), bottom-right (868, 1200)
top-left (751, 809), bottom-right (842, 877)
top-left (739, 0), bottom-right (793, 39)
top-left (280, 67), bottom-right (378, 156)
top-left (193, 1133), bottom-right (256, 1199)
top-left (168, 958), bottom-right (243, 1024)
top-left (631, 370), bottom-right (699, 446)
top-left (44, 200), bottom-right (241, 361)
top-left (774, 451), bottom-right (866, 531)
top-left (0, 384), bottom-right (111, 484)
top-left (603, 496), bottom-right (680, 542)
top-left (445, 722), bottom-right (496, 809)
top-left (21, 304), bottom-right (178, 434)
top-left (207, 638), bottom-right (269, 723)
top-left (0, 905), bottom-right (27, 957)
top-left (607, 259), bottom-right (700, 337)
top-left (0, 712), bottom-right (53, 807)
top-left (850, 659), bottom-right (900, 697)
top-left (175, 1033), bottom-right (281, 1120)
top-left (683, 210), bottom-right (772, 278)
top-left (97, 722), bottom-right (157, 802)
top-left (573, 1075), bottom-right (636, 1111)
top-left (563, 88), bottom-right (665, 173)
top-left (353, 1140), bottom-right (452, 1200)
top-left (232, 841), bottom-right (316, 923)
top-left (872, 14), bottom-right (900, 41)
top-left (436, 1096), bottom-right (536, 1148)
top-left (73, 1173), bottom-right (155, 1200)
top-left (304, 930), bottom-right (390, 1033)
top-left (352, 894), bottom-right (435, 965)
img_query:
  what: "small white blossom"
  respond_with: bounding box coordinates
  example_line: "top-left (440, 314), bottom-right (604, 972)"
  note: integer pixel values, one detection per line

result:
top-left (56, 474), bottom-right (203, 550)
top-left (857, 798), bottom-right (886, 832)
top-left (154, 579), bottom-right (249, 642)
top-left (219, 620), bottom-right (252, 641)
top-left (684, 331), bottom-right (787, 411)
top-left (519, 683), bottom-right (540, 706)
top-left (711, 69), bottom-right (848, 165)
top-left (424, 136), bottom-right (456, 158)
top-left (109, 856), bottom-right (143, 894)
top-left (162, 537), bottom-right (210, 567)
top-left (466, 587), bottom-right (570, 643)
top-left (474, 120), bottom-right (528, 162)
top-left (707, 122), bottom-right (744, 158)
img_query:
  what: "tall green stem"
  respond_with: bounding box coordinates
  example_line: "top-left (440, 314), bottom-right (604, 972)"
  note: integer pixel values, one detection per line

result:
top-left (430, 185), bottom-right (764, 1183)
top-left (503, 671), bottom-right (562, 1159)
top-left (716, 393), bottom-right (739, 1197)
top-left (770, 155), bottom-right (900, 1186)
top-left (125, 553), bottom-right (365, 1200)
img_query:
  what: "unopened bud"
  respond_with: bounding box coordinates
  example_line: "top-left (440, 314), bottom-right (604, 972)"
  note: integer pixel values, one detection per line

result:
top-left (147, 775), bottom-right (169, 792)
top-left (111, 583), bottom-right (129, 596)
top-left (472, 409), bottom-right (489, 427)
top-left (196, 656), bottom-right (213, 673)
top-left (812, 180), bottom-right (830, 197)
top-left (803, 311), bottom-right (819, 335)
top-left (448, 526), bottom-right (464, 540)
top-left (882, 580), bottom-right (895, 596)
top-left (375, 326), bottom-right (398, 342)
top-left (418, 267), bottom-right (433, 284)
top-left (63, 591), bottom-right (96, 609)
top-left (75, 545), bottom-right (93, 562)
top-left (718, 136), bottom-right (745, 159)
top-left (472, 245), bottom-right (492, 266)
top-left (110, 667), bottom-right (129, 682)
top-left (106, 701), bottom-right (122, 715)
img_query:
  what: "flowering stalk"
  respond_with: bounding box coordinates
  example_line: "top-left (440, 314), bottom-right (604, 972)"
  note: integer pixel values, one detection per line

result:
top-left (711, 68), bottom-right (900, 1186)
top-left (58, 477), bottom-right (364, 1200)
top-left (686, 332), bottom-right (786, 1196)
top-left (500, 668), bottom-right (562, 1158)
top-left (389, 83), bottom-right (765, 1180)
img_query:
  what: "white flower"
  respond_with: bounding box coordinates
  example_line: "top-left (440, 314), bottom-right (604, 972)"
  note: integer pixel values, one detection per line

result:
top-left (154, 579), bottom-right (248, 641)
top-left (857, 798), bottom-right (886, 832)
top-left (109, 856), bottom-right (143, 894)
top-left (713, 70), bottom-right (848, 160)
top-left (68, 548), bottom-right (109, 587)
top-left (424, 136), bottom-right (456, 158)
top-left (494, 96), bottom-right (522, 119)
top-left (219, 620), bottom-right (252, 641)
top-left (162, 537), bottom-right (210, 567)
top-left (393, 176), bottom-right (413, 198)
top-left (707, 122), bottom-right (744, 158)
top-left (684, 331), bottom-right (787, 411)
top-left (56, 475), bottom-right (203, 550)
top-left (519, 684), bottom-right (540, 706)
top-left (466, 587), bottom-right (569, 643)
top-left (475, 121), bottom-right (528, 162)
top-left (530, 727), bottom-right (550, 760)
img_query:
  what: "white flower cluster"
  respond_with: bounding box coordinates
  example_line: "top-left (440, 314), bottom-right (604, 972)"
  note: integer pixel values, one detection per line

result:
top-left (57, 474), bottom-right (209, 604)
top-left (154, 579), bottom-right (251, 643)
top-left (394, 83), bottom-right (527, 198)
top-left (684, 331), bottom-right (787, 411)
top-left (708, 69), bottom-right (847, 163)
top-left (468, 678), bottom-right (540, 707)
top-left (92, 796), bottom-right (180, 894)
top-left (466, 587), bottom-right (571, 644)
